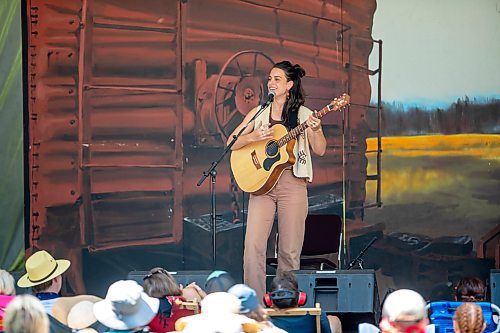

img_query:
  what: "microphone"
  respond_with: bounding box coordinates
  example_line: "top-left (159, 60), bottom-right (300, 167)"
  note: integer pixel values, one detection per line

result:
top-left (268, 90), bottom-right (276, 101)
top-left (262, 90), bottom-right (275, 107)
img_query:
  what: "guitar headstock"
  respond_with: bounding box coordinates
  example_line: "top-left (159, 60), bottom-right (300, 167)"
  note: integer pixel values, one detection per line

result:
top-left (327, 93), bottom-right (350, 112)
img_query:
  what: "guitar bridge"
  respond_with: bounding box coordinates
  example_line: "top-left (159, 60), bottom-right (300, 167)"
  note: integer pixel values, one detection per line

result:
top-left (251, 150), bottom-right (262, 170)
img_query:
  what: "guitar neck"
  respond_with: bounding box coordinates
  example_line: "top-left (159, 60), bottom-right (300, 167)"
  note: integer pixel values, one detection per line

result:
top-left (277, 104), bottom-right (332, 148)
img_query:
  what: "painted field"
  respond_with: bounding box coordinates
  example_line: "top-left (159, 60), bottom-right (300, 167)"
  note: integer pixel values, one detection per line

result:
top-left (364, 134), bottom-right (500, 246)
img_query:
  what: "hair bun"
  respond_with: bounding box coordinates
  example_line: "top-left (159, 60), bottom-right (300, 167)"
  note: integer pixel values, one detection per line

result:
top-left (293, 64), bottom-right (306, 78)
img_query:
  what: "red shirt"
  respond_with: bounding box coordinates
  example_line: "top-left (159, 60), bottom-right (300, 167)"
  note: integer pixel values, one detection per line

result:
top-left (147, 296), bottom-right (195, 333)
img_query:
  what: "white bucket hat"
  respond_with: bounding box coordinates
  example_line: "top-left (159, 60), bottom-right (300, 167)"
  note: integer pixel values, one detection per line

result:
top-left (176, 292), bottom-right (254, 332)
top-left (93, 280), bottom-right (159, 330)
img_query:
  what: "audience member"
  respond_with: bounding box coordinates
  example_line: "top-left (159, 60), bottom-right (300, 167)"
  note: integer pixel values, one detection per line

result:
top-left (51, 295), bottom-right (106, 332)
top-left (142, 267), bottom-right (205, 301)
top-left (180, 283), bottom-right (206, 303)
top-left (93, 280), bottom-right (159, 333)
top-left (204, 271), bottom-right (236, 294)
top-left (453, 277), bottom-right (498, 326)
top-left (267, 271), bottom-right (339, 333)
top-left (453, 303), bottom-right (486, 333)
top-left (0, 270), bottom-right (16, 331)
top-left (142, 267), bottom-right (198, 332)
top-left (67, 300), bottom-right (107, 333)
top-left (228, 284), bottom-right (286, 332)
top-left (3, 294), bottom-right (50, 333)
top-left (143, 268), bottom-right (181, 296)
top-left (17, 250), bottom-right (71, 315)
top-left (0, 270), bottom-right (15, 296)
top-left (455, 277), bottom-right (487, 302)
top-left (379, 289), bottom-right (429, 333)
top-left (175, 292), bottom-right (254, 333)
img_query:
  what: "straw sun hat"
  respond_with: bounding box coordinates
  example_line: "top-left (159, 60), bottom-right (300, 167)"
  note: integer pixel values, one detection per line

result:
top-left (51, 295), bottom-right (102, 328)
top-left (17, 250), bottom-right (71, 288)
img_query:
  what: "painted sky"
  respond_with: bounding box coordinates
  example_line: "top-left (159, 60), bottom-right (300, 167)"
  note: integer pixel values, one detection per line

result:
top-left (369, 0), bottom-right (500, 108)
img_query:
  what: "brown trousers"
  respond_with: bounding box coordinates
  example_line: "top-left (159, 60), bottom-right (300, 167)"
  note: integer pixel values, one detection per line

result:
top-left (243, 169), bottom-right (308, 300)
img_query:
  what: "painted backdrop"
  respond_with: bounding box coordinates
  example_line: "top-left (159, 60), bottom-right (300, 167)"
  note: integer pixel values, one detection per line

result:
top-left (0, 0), bottom-right (498, 301)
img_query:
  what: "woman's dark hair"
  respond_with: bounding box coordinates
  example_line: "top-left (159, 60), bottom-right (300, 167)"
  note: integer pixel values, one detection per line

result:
top-left (455, 277), bottom-right (486, 302)
top-left (272, 61), bottom-right (306, 129)
top-left (143, 267), bottom-right (182, 298)
top-left (269, 271), bottom-right (299, 309)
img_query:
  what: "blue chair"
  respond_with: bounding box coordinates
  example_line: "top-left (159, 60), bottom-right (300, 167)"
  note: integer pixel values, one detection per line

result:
top-left (267, 303), bottom-right (323, 333)
top-left (427, 301), bottom-right (500, 333)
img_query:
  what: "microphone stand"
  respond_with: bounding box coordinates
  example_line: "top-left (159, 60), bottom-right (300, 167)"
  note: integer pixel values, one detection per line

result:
top-left (197, 93), bottom-right (275, 269)
top-left (338, 99), bottom-right (348, 269)
top-left (347, 236), bottom-right (377, 270)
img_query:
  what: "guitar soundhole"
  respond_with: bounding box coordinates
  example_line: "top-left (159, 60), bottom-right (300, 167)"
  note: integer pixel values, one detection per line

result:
top-left (265, 140), bottom-right (279, 158)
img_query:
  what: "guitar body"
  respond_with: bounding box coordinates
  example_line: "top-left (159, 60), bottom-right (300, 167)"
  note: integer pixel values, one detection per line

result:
top-left (230, 124), bottom-right (296, 195)
top-left (230, 94), bottom-right (350, 195)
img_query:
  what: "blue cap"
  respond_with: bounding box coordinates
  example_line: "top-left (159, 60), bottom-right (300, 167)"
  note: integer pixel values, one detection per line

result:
top-left (205, 270), bottom-right (235, 293)
top-left (228, 284), bottom-right (259, 313)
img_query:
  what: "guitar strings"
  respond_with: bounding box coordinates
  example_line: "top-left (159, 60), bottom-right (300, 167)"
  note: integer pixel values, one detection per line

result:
top-left (267, 97), bottom-right (347, 151)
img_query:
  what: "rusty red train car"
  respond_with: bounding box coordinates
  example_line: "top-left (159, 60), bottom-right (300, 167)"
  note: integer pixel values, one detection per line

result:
top-left (25, 0), bottom-right (379, 292)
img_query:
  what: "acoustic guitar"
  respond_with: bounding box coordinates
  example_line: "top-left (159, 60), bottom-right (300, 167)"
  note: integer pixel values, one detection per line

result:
top-left (230, 93), bottom-right (350, 195)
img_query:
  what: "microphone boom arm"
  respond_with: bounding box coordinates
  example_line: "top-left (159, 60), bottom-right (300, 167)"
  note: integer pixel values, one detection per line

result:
top-left (347, 236), bottom-right (377, 270)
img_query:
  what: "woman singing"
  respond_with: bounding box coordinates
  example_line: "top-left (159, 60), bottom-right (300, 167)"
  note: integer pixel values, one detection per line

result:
top-left (227, 60), bottom-right (327, 299)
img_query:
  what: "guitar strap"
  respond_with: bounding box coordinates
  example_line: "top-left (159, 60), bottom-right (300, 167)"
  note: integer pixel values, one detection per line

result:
top-left (293, 106), bottom-right (313, 182)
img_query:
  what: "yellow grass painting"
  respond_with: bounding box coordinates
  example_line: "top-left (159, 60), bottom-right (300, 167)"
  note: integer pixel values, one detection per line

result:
top-left (364, 134), bottom-right (500, 246)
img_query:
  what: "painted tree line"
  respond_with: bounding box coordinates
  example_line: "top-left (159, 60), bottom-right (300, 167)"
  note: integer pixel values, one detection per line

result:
top-left (367, 97), bottom-right (500, 136)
